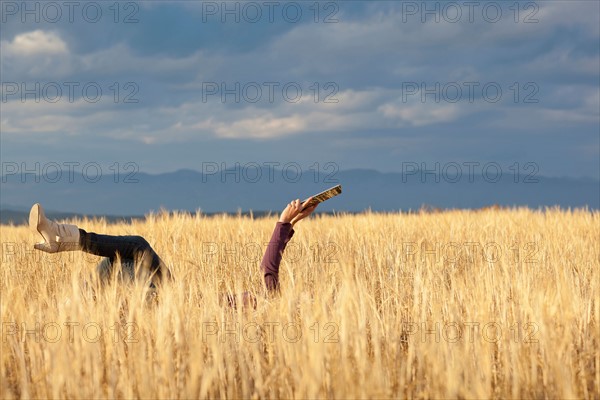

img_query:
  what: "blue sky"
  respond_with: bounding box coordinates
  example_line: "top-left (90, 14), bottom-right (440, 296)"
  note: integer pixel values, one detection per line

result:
top-left (1, 1), bottom-right (599, 178)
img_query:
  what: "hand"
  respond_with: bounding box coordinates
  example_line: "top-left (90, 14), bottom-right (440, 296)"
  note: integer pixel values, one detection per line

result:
top-left (291, 202), bottom-right (318, 227)
top-left (278, 197), bottom-right (318, 226)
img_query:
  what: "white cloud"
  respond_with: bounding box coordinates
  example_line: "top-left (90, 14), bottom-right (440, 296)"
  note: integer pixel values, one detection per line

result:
top-left (78, 43), bottom-right (216, 76)
top-left (1, 30), bottom-right (68, 56)
top-left (378, 89), bottom-right (466, 128)
top-left (525, 48), bottom-right (600, 76)
top-left (537, 89), bottom-right (599, 124)
top-left (379, 102), bottom-right (462, 127)
top-left (213, 114), bottom-right (306, 139)
top-left (1, 30), bottom-right (75, 78)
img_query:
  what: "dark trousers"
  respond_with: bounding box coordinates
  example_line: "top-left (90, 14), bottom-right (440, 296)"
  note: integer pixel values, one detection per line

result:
top-left (79, 229), bottom-right (171, 284)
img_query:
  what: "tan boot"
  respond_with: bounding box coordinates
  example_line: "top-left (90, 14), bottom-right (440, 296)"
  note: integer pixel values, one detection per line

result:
top-left (29, 203), bottom-right (81, 253)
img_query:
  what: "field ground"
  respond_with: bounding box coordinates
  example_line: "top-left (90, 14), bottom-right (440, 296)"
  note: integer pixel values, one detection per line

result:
top-left (1, 208), bottom-right (599, 398)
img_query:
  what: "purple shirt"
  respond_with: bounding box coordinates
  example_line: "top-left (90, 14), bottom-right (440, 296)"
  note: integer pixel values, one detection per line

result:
top-left (261, 221), bottom-right (295, 292)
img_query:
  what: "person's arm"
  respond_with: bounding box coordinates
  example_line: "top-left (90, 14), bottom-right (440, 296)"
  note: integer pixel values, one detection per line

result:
top-left (261, 198), bottom-right (318, 292)
top-left (261, 222), bottom-right (295, 291)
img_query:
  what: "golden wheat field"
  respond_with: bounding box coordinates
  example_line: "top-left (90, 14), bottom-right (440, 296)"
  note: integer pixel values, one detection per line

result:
top-left (1, 208), bottom-right (598, 399)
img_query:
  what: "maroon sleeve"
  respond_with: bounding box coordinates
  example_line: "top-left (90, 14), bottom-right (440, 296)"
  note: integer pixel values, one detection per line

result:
top-left (261, 222), bottom-right (295, 292)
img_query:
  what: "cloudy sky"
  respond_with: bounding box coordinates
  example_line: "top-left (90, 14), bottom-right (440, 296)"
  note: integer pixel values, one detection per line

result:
top-left (1, 1), bottom-right (598, 178)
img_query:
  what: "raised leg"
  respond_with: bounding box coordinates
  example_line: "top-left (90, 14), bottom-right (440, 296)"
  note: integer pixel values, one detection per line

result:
top-left (79, 230), bottom-right (171, 283)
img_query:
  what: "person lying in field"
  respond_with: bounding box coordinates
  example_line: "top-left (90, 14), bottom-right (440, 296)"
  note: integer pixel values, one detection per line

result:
top-left (29, 199), bottom-right (318, 304)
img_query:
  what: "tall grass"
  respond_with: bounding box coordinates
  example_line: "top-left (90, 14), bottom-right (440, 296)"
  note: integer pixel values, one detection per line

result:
top-left (1, 208), bottom-right (598, 398)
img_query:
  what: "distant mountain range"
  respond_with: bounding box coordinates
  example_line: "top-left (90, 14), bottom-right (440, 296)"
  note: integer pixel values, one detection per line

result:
top-left (1, 168), bottom-right (598, 224)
